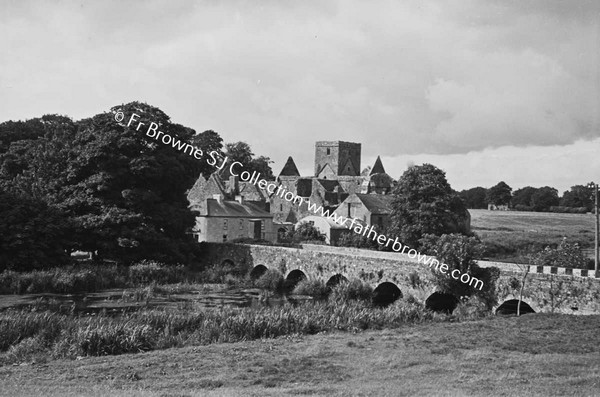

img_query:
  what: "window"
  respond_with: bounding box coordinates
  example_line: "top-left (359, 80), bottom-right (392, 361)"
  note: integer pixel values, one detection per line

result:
top-left (222, 234), bottom-right (227, 242)
top-left (239, 219), bottom-right (243, 230)
top-left (347, 203), bottom-right (351, 217)
top-left (378, 216), bottom-right (383, 227)
top-left (326, 148), bottom-right (330, 155)
top-left (280, 203), bottom-right (283, 211)
top-left (223, 219), bottom-right (228, 230)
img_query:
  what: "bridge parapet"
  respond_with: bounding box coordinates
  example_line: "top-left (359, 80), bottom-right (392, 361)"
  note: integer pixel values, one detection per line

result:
top-left (200, 242), bottom-right (600, 314)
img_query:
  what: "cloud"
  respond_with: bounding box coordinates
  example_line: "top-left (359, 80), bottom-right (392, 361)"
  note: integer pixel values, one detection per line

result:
top-left (0, 0), bottom-right (598, 188)
top-left (381, 137), bottom-right (600, 194)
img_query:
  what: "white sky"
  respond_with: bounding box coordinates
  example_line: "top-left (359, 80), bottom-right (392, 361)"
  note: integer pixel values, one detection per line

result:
top-left (1, 0), bottom-right (599, 193)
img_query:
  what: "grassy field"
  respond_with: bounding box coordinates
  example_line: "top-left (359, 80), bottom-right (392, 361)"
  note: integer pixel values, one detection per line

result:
top-left (1, 313), bottom-right (598, 396)
top-left (469, 209), bottom-right (596, 263)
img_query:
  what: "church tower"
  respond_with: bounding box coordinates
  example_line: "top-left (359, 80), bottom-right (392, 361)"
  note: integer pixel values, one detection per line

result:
top-left (314, 141), bottom-right (361, 179)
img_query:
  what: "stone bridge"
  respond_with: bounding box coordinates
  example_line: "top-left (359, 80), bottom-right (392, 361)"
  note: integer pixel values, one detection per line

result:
top-left (200, 242), bottom-right (600, 314)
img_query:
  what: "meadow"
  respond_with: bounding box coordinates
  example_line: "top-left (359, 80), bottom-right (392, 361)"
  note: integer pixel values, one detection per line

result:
top-left (469, 209), bottom-right (596, 264)
top-left (1, 313), bottom-right (598, 396)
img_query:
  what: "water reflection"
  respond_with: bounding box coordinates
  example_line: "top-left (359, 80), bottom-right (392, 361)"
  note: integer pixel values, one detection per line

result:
top-left (0, 285), bottom-right (316, 315)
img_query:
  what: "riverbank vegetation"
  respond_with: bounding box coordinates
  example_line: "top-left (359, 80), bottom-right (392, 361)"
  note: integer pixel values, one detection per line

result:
top-left (0, 292), bottom-right (459, 366)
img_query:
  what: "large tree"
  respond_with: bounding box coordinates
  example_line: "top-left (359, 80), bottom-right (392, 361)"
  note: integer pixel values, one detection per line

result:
top-left (530, 186), bottom-right (559, 212)
top-left (512, 186), bottom-right (538, 208)
top-left (486, 181), bottom-right (512, 206)
top-left (0, 102), bottom-right (203, 264)
top-left (191, 129), bottom-right (224, 179)
top-left (0, 188), bottom-right (71, 270)
top-left (388, 163), bottom-right (470, 248)
top-left (225, 142), bottom-right (274, 180)
top-left (459, 187), bottom-right (487, 209)
top-left (561, 184), bottom-right (594, 211)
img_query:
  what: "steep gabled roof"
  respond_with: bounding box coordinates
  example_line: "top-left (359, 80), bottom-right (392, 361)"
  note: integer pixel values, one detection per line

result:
top-left (284, 210), bottom-right (298, 223)
top-left (340, 157), bottom-right (359, 176)
top-left (370, 156), bottom-right (386, 175)
top-left (315, 179), bottom-right (340, 192)
top-left (279, 156), bottom-right (301, 177)
top-left (316, 163), bottom-right (335, 179)
top-left (355, 193), bottom-right (393, 215)
top-left (238, 181), bottom-right (267, 201)
top-left (205, 199), bottom-right (271, 218)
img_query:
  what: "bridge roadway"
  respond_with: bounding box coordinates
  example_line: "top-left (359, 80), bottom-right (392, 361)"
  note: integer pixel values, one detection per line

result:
top-left (201, 242), bottom-right (600, 314)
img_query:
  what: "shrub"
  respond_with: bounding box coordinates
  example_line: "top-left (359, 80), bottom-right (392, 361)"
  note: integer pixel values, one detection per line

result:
top-left (453, 295), bottom-right (491, 321)
top-left (286, 222), bottom-right (326, 243)
top-left (255, 269), bottom-right (284, 292)
top-left (0, 264), bottom-right (129, 295)
top-left (337, 230), bottom-right (380, 250)
top-left (420, 233), bottom-right (499, 310)
top-left (128, 260), bottom-right (185, 285)
top-left (513, 204), bottom-right (534, 212)
top-left (530, 238), bottom-right (589, 269)
top-left (293, 279), bottom-right (329, 298)
top-left (408, 271), bottom-right (422, 289)
top-left (329, 279), bottom-right (373, 303)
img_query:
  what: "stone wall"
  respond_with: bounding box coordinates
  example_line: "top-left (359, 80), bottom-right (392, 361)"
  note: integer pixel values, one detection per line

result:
top-left (200, 242), bottom-right (600, 314)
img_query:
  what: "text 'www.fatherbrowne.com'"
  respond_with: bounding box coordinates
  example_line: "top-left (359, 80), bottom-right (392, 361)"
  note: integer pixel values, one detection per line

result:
top-left (113, 110), bottom-right (484, 291)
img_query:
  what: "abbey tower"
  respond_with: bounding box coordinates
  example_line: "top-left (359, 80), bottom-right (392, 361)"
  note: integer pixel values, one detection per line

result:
top-left (314, 141), bottom-right (361, 179)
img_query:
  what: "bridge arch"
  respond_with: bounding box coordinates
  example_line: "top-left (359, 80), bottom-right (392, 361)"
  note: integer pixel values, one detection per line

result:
top-left (284, 269), bottom-right (307, 291)
top-left (373, 282), bottom-right (402, 306)
top-left (326, 274), bottom-right (348, 288)
top-left (496, 299), bottom-right (536, 315)
top-left (249, 264), bottom-right (268, 280)
top-left (425, 292), bottom-right (459, 314)
top-left (221, 259), bottom-right (235, 267)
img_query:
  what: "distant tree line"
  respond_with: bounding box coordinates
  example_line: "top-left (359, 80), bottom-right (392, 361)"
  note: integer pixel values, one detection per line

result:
top-left (459, 181), bottom-right (594, 213)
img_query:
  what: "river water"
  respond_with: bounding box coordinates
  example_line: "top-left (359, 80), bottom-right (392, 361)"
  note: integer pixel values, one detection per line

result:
top-left (0, 284), bottom-right (314, 314)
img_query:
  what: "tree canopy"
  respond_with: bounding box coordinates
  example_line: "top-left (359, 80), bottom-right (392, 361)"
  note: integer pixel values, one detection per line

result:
top-left (561, 184), bottom-right (594, 211)
top-left (530, 186), bottom-right (560, 212)
top-left (388, 163), bottom-right (470, 248)
top-left (459, 187), bottom-right (487, 209)
top-left (225, 142), bottom-right (274, 180)
top-left (486, 181), bottom-right (512, 206)
top-left (0, 102), bottom-right (205, 266)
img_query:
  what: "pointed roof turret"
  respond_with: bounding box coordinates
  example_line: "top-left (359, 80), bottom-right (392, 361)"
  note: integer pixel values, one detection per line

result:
top-left (370, 155), bottom-right (386, 175)
top-left (279, 156), bottom-right (300, 177)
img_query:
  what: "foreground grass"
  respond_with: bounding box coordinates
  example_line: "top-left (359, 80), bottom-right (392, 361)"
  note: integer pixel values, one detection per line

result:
top-left (0, 314), bottom-right (598, 396)
top-left (0, 297), bottom-right (438, 365)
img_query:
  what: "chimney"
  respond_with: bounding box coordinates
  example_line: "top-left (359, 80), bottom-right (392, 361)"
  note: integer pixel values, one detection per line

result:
top-left (212, 193), bottom-right (223, 204)
top-left (235, 195), bottom-right (244, 204)
top-left (229, 175), bottom-right (239, 196)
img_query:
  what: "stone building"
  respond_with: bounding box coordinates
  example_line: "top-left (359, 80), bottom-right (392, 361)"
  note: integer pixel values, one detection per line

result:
top-left (271, 141), bottom-right (396, 239)
top-left (314, 141), bottom-right (362, 178)
top-left (190, 194), bottom-right (275, 243)
top-left (187, 140), bottom-right (396, 244)
top-left (334, 193), bottom-right (394, 230)
top-left (187, 170), bottom-right (275, 242)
